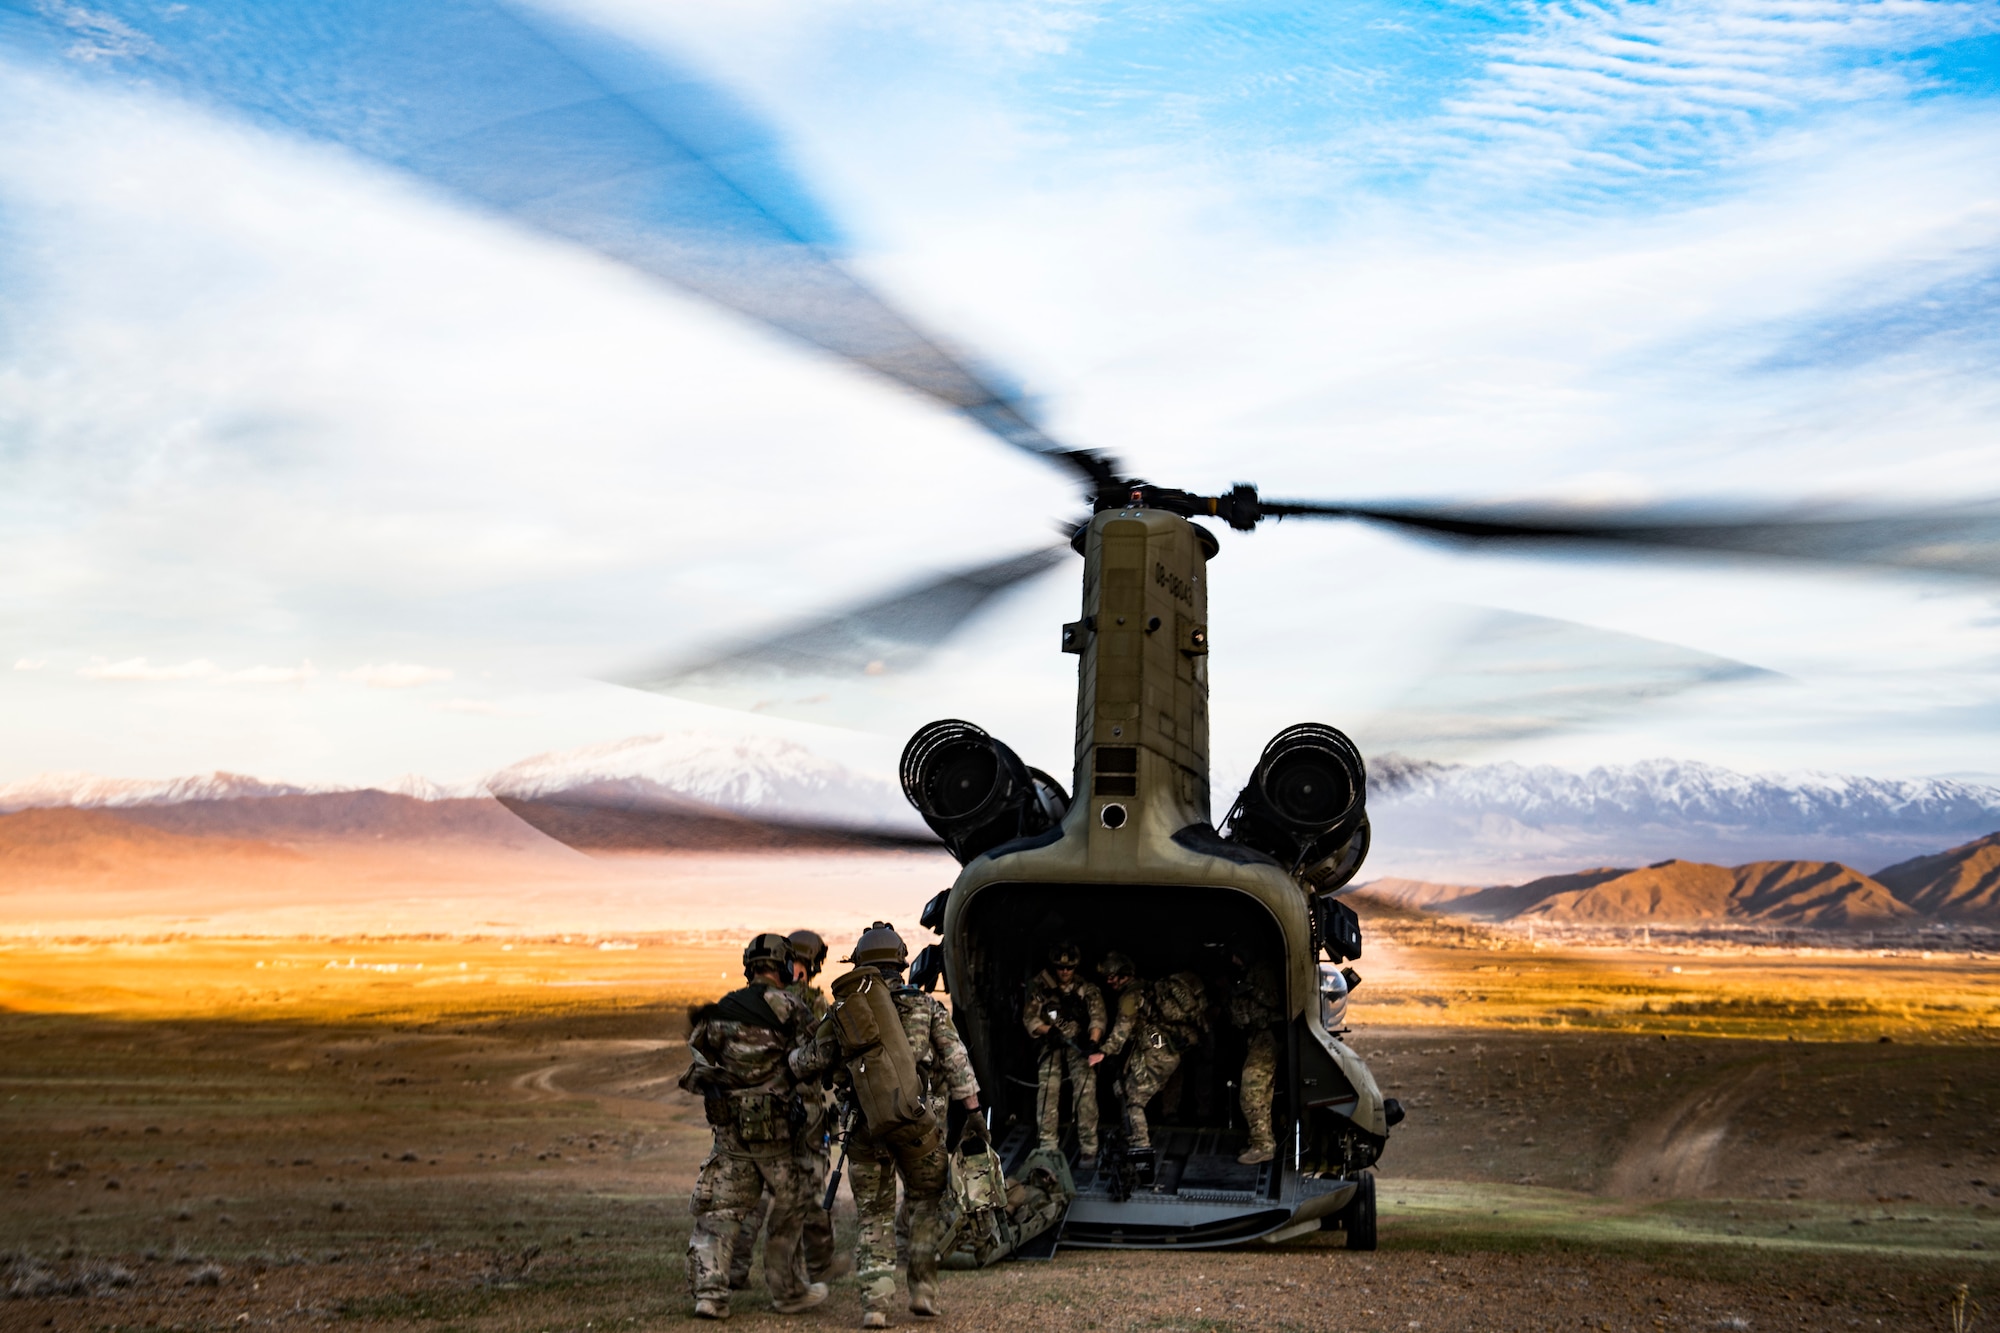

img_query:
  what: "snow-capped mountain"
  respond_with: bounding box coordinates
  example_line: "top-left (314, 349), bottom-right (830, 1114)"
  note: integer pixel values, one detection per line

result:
top-left (379, 773), bottom-right (487, 801)
top-left (1369, 755), bottom-right (2000, 883)
top-left (0, 733), bottom-right (915, 834)
top-left (0, 769), bottom-right (485, 813)
top-left (0, 770), bottom-right (323, 812)
top-left (13, 740), bottom-right (1998, 880)
top-left (483, 731), bottom-right (919, 832)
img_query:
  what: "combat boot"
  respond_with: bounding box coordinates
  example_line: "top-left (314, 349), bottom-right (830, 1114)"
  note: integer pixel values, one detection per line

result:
top-left (693, 1297), bottom-right (730, 1320)
top-left (860, 1313), bottom-right (889, 1329)
top-left (1237, 1144), bottom-right (1275, 1165)
top-left (772, 1282), bottom-right (828, 1315)
top-left (909, 1279), bottom-right (939, 1317)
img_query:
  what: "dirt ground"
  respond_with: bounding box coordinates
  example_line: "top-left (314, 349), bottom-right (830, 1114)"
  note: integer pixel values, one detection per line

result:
top-left (3, 956), bottom-right (1997, 1333)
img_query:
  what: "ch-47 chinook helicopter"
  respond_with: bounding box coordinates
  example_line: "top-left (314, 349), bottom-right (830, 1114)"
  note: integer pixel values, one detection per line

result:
top-left (893, 506), bottom-right (1398, 1249)
top-left (25, 0), bottom-right (2000, 1255)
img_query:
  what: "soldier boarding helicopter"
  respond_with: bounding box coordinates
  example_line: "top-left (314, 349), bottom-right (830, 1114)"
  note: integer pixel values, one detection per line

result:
top-left (23, 0), bottom-right (2000, 1254)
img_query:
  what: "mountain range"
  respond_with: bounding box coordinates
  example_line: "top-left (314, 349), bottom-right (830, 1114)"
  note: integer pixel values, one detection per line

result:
top-left (0, 737), bottom-right (951, 937)
top-left (1368, 754), bottom-right (2000, 883)
top-left (1358, 831), bottom-right (2000, 927)
top-left (4, 738), bottom-right (1998, 928)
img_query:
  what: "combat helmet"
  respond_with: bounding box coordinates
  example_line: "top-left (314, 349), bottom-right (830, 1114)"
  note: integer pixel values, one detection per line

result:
top-left (850, 921), bottom-right (908, 971)
top-left (1048, 940), bottom-right (1082, 969)
top-left (1097, 950), bottom-right (1135, 980)
top-left (741, 931), bottom-right (794, 982)
top-left (787, 929), bottom-right (828, 980)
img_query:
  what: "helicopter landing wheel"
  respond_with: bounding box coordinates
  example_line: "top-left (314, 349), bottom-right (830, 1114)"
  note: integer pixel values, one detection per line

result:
top-left (1341, 1174), bottom-right (1377, 1251)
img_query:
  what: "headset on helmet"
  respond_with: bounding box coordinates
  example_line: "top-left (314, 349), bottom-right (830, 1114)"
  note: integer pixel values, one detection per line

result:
top-left (1048, 940), bottom-right (1082, 969)
top-left (787, 929), bottom-right (828, 979)
top-left (741, 932), bottom-right (793, 981)
top-left (850, 921), bottom-right (908, 971)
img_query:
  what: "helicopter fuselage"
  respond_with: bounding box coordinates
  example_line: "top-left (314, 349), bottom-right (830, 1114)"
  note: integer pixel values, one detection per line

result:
top-left (933, 506), bottom-right (1390, 1247)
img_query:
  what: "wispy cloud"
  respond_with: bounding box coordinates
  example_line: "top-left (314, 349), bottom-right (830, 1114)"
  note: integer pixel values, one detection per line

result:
top-left (1440, 0), bottom-right (2000, 191)
top-left (4, 0), bottom-right (2000, 791)
top-left (78, 656), bottom-right (218, 681)
top-left (341, 662), bottom-right (454, 689)
top-left (13, 658), bottom-right (47, 671)
top-left (217, 661), bottom-right (316, 684)
top-left (38, 1), bottom-right (158, 64)
top-left (75, 656), bottom-right (316, 683)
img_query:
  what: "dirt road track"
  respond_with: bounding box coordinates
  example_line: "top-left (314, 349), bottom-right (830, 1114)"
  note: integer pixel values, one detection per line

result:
top-left (506, 1038), bottom-right (681, 1107)
top-left (1608, 1064), bottom-right (1768, 1197)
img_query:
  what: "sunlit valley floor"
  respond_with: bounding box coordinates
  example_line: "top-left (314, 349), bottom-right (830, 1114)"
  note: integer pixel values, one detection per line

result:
top-left (3, 902), bottom-right (1997, 1331)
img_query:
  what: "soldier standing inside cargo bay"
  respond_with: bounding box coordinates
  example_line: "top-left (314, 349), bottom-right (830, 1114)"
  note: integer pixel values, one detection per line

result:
top-left (1104, 963), bottom-right (1208, 1152)
top-left (792, 922), bottom-right (980, 1329)
top-left (729, 929), bottom-right (848, 1293)
top-left (680, 933), bottom-right (827, 1320)
top-left (1227, 947), bottom-right (1283, 1165)
top-left (1022, 940), bottom-right (1106, 1167)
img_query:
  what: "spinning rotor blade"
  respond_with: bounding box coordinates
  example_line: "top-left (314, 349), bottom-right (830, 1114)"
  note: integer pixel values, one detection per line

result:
top-left (621, 544), bottom-right (1070, 695)
top-left (494, 792), bottom-right (940, 855)
top-left (1352, 608), bottom-right (1781, 759)
top-left (1254, 497), bottom-right (2000, 578)
top-left (1, 0), bottom-right (1114, 492)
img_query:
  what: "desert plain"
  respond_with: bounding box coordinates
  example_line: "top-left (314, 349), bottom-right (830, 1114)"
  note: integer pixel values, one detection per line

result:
top-left (2, 878), bottom-right (1997, 1333)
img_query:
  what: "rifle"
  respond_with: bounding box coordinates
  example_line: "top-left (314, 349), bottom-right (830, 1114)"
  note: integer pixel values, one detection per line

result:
top-left (821, 1094), bottom-right (856, 1212)
top-left (1040, 989), bottom-right (1097, 1060)
top-left (1095, 1126), bottom-right (1154, 1200)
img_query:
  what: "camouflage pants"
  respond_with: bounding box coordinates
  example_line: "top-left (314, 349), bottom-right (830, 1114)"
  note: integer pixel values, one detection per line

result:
top-left (1120, 1042), bottom-right (1182, 1150)
top-left (687, 1140), bottom-right (807, 1308)
top-left (1035, 1045), bottom-right (1099, 1154)
top-left (1239, 1028), bottom-right (1276, 1152)
top-left (728, 1124), bottom-right (834, 1287)
top-left (847, 1118), bottom-right (946, 1316)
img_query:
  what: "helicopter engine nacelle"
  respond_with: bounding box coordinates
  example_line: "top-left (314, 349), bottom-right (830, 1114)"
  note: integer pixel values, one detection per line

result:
top-left (900, 720), bottom-right (1069, 866)
top-left (1222, 723), bottom-right (1371, 891)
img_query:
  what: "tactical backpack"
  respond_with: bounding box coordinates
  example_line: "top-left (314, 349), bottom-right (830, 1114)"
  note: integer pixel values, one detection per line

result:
top-left (1146, 971), bottom-right (1209, 1052)
top-left (939, 1118), bottom-right (1011, 1265)
top-left (1152, 971), bottom-right (1207, 1025)
top-left (939, 1122), bottom-right (1075, 1268)
top-left (829, 964), bottom-right (930, 1130)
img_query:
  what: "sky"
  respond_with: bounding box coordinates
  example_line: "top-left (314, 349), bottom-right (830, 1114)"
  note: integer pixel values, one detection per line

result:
top-left (3, 0), bottom-right (2000, 798)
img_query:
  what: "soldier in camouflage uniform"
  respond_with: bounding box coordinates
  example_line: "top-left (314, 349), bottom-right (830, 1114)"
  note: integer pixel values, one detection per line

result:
top-left (1106, 966), bottom-right (1207, 1151)
top-left (681, 933), bottom-right (828, 1321)
top-left (793, 922), bottom-right (980, 1329)
top-left (1021, 941), bottom-right (1106, 1166)
top-left (729, 929), bottom-right (846, 1292)
top-left (1096, 951), bottom-right (1142, 1065)
top-left (1226, 948), bottom-right (1283, 1165)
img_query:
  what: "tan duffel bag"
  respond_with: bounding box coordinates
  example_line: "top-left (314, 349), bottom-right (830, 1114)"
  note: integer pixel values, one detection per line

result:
top-left (828, 965), bottom-right (929, 1130)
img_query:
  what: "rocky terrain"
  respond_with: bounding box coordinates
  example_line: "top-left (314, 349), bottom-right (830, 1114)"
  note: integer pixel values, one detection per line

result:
top-left (1876, 833), bottom-right (2000, 920)
top-left (2, 986), bottom-right (1990, 1332)
top-left (1360, 828), bottom-right (2000, 929)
